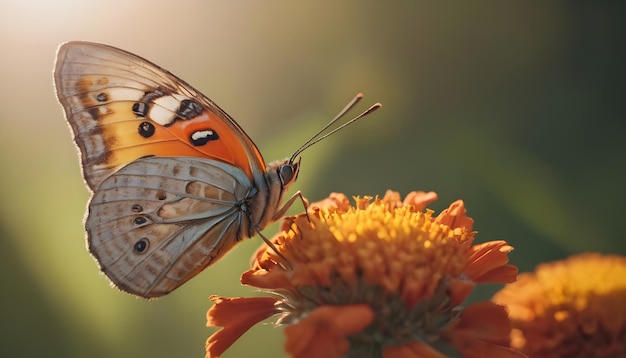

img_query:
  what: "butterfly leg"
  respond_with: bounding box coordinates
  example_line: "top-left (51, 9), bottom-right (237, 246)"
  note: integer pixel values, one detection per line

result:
top-left (271, 190), bottom-right (309, 221)
top-left (253, 191), bottom-right (309, 270)
top-left (255, 230), bottom-right (293, 270)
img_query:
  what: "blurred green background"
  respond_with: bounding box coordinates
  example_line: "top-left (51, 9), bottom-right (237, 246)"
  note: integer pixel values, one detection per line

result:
top-left (1, 1), bottom-right (625, 357)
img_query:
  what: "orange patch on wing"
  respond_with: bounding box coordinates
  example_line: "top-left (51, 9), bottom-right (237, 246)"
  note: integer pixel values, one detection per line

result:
top-left (94, 104), bottom-right (260, 180)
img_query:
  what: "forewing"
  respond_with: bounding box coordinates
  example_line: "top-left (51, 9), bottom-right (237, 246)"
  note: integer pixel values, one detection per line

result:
top-left (54, 41), bottom-right (266, 189)
top-left (86, 157), bottom-right (252, 298)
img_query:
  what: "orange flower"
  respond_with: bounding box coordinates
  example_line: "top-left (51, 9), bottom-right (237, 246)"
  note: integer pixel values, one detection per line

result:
top-left (206, 191), bottom-right (522, 357)
top-left (493, 253), bottom-right (626, 358)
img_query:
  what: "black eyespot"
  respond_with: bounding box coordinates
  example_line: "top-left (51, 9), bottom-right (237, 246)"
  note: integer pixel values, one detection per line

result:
top-left (138, 121), bottom-right (155, 138)
top-left (131, 204), bottom-right (143, 213)
top-left (132, 102), bottom-right (149, 117)
top-left (189, 129), bottom-right (219, 146)
top-left (176, 99), bottom-right (204, 119)
top-left (134, 238), bottom-right (149, 254)
top-left (156, 190), bottom-right (167, 200)
top-left (133, 216), bottom-right (147, 225)
top-left (96, 92), bottom-right (108, 102)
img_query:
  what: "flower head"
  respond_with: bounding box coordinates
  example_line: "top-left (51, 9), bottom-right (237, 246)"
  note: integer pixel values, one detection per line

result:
top-left (493, 253), bottom-right (626, 358)
top-left (206, 191), bottom-right (522, 357)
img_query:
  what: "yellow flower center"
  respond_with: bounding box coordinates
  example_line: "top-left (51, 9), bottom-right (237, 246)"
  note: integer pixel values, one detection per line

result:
top-left (277, 197), bottom-right (470, 300)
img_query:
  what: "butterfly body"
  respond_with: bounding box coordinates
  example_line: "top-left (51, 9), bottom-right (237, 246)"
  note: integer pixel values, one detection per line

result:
top-left (55, 42), bottom-right (299, 298)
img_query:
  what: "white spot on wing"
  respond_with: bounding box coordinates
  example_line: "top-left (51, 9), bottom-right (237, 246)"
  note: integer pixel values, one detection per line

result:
top-left (148, 105), bottom-right (176, 125)
top-left (106, 88), bottom-right (146, 101)
top-left (191, 130), bottom-right (214, 141)
top-left (149, 95), bottom-right (192, 126)
top-left (154, 96), bottom-right (183, 111)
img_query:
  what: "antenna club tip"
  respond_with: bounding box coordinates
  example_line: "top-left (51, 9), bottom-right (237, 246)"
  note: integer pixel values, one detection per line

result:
top-left (356, 92), bottom-right (364, 98)
top-left (374, 102), bottom-right (382, 107)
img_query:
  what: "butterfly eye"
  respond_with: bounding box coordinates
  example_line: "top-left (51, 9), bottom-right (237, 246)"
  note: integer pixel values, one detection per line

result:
top-left (133, 238), bottom-right (149, 254)
top-left (278, 163), bottom-right (297, 185)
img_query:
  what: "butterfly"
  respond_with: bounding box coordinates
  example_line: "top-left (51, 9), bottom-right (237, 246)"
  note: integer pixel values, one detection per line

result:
top-left (54, 41), bottom-right (379, 299)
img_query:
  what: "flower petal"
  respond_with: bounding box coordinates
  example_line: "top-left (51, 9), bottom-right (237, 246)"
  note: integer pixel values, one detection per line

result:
top-left (284, 304), bottom-right (374, 358)
top-left (206, 296), bottom-right (279, 358)
top-left (311, 192), bottom-right (351, 211)
top-left (434, 200), bottom-right (474, 232)
top-left (241, 268), bottom-right (292, 290)
top-left (447, 278), bottom-right (476, 306)
top-left (442, 301), bottom-right (517, 356)
top-left (451, 301), bottom-right (512, 341)
top-left (402, 191), bottom-right (439, 212)
top-left (465, 241), bottom-right (518, 283)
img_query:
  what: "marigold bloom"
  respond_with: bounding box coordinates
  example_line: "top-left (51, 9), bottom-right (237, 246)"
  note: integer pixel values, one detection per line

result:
top-left (493, 253), bottom-right (626, 358)
top-left (206, 191), bottom-right (522, 357)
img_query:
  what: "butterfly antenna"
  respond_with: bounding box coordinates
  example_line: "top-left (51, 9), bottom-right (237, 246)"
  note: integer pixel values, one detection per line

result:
top-left (290, 93), bottom-right (381, 162)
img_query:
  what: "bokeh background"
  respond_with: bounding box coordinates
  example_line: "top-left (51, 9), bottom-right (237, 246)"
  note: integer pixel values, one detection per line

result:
top-left (2, 1), bottom-right (625, 357)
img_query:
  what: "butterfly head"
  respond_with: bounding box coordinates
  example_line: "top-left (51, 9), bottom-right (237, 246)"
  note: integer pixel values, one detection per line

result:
top-left (269, 157), bottom-right (301, 190)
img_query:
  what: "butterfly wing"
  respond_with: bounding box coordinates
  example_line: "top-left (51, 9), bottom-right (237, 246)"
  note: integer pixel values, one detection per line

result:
top-left (54, 41), bottom-right (266, 189)
top-left (87, 156), bottom-right (253, 298)
top-left (54, 41), bottom-right (273, 298)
